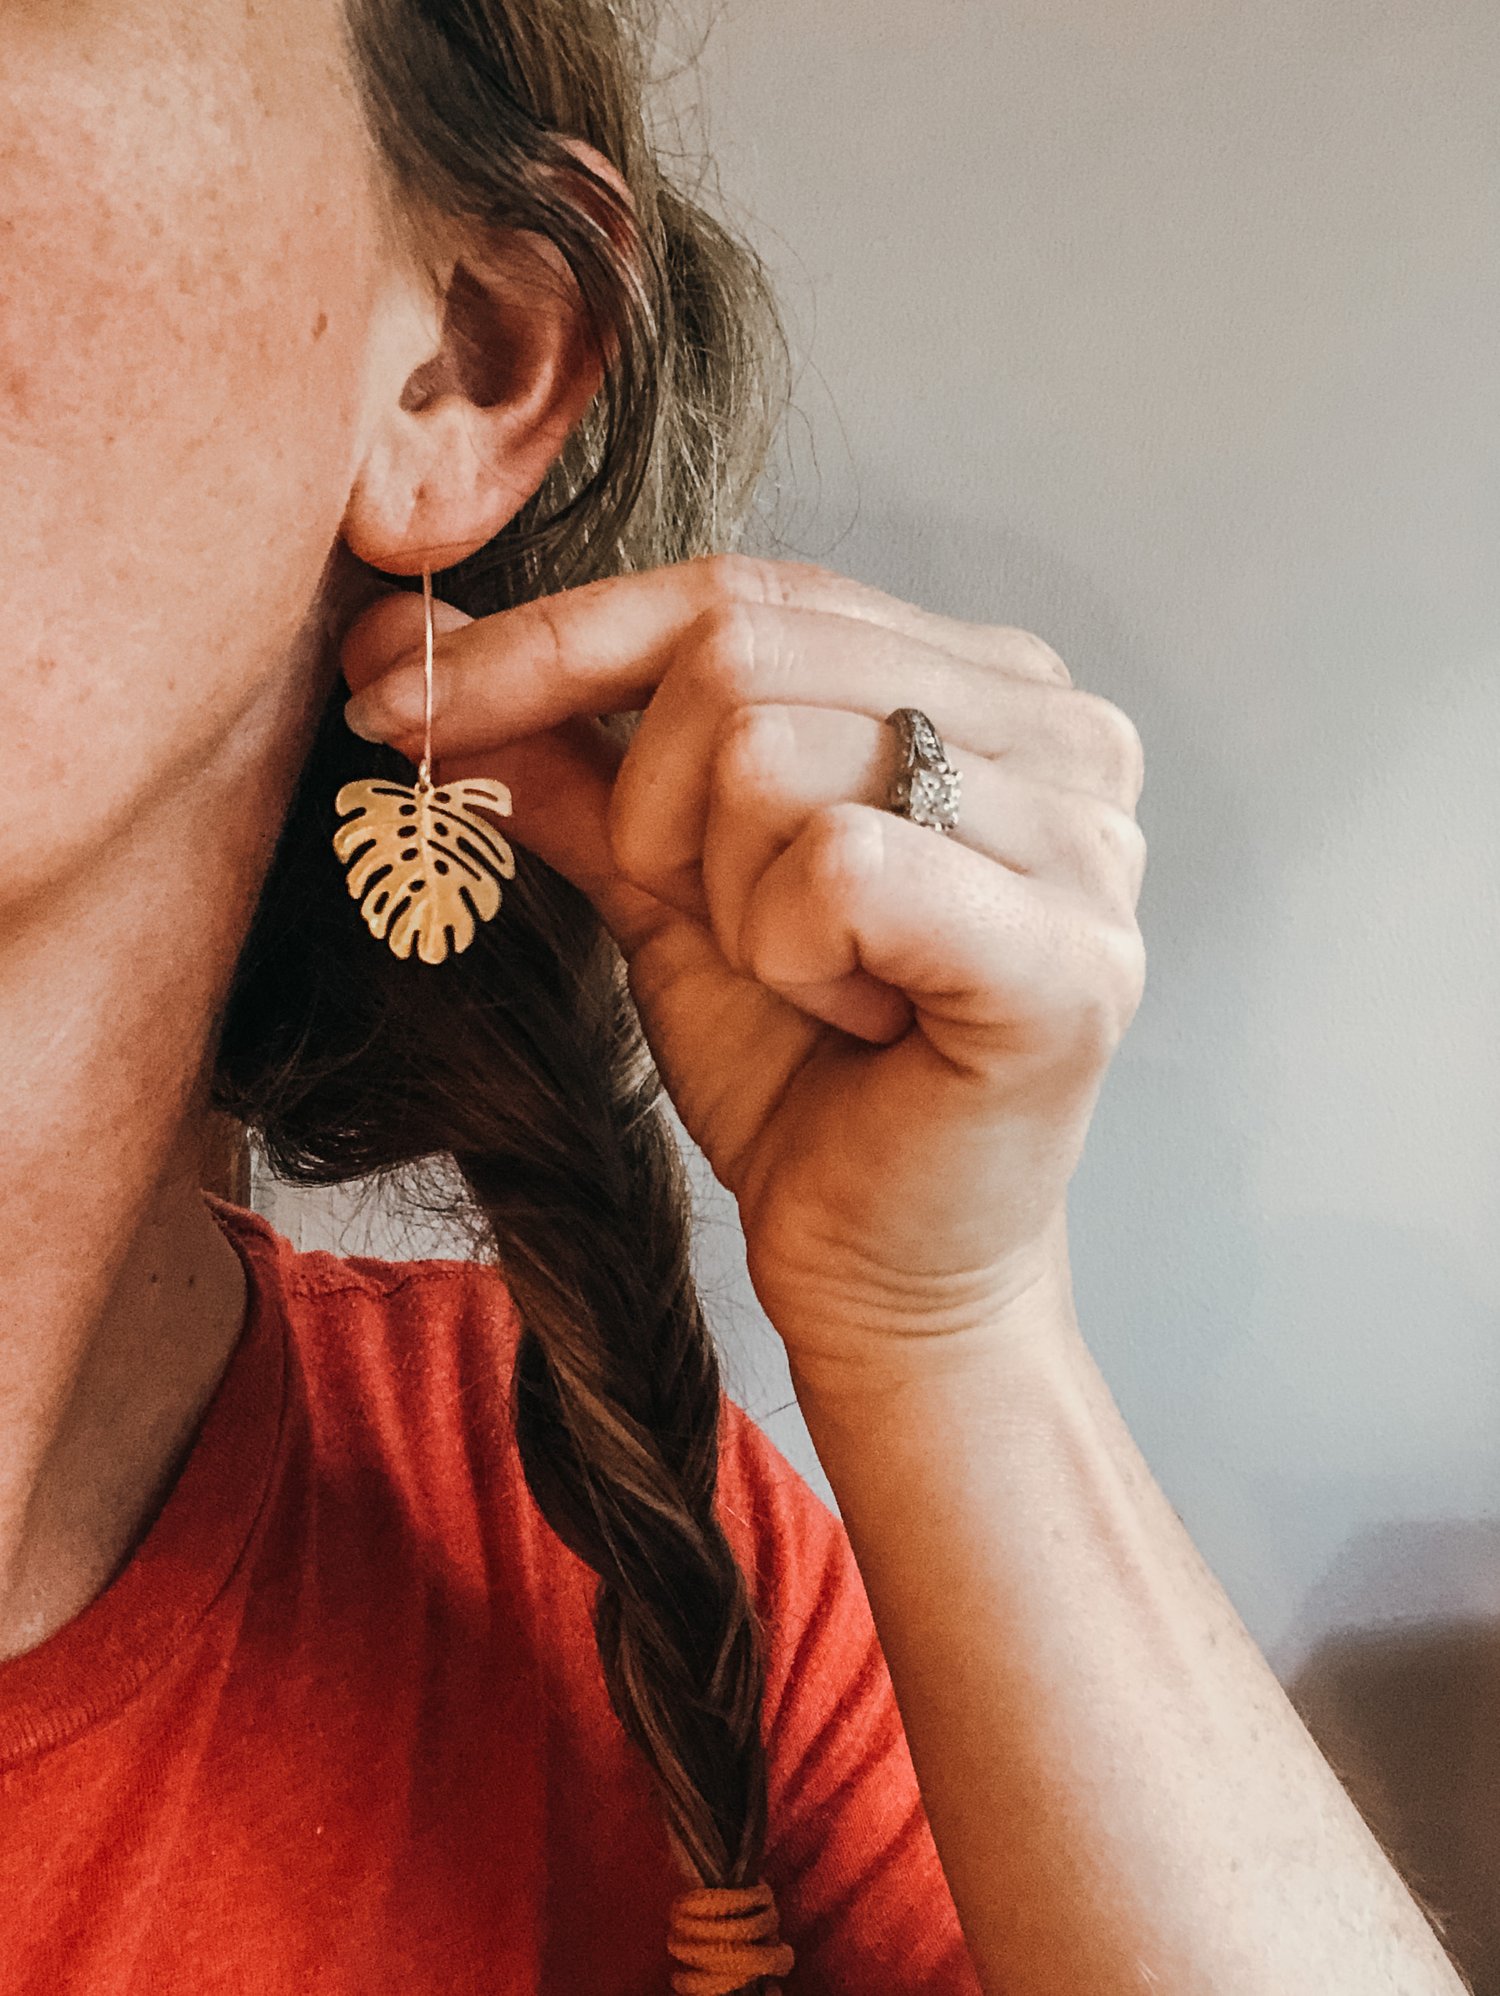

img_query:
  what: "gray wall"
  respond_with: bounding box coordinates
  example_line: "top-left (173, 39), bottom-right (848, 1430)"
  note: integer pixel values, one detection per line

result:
top-left (255, 2), bottom-right (1500, 1974)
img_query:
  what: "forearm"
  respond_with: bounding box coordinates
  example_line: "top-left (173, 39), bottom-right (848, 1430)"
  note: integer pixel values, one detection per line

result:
top-left (789, 1244), bottom-right (1467, 1996)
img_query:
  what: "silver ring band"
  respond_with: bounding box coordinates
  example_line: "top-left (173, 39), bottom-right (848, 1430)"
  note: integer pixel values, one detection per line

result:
top-left (883, 707), bottom-right (962, 835)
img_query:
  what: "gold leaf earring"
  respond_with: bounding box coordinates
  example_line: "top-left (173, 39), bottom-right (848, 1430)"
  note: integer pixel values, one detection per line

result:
top-left (332, 567), bottom-right (516, 965)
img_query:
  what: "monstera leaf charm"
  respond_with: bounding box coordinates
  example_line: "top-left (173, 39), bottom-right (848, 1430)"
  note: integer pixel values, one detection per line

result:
top-left (332, 774), bottom-right (516, 965)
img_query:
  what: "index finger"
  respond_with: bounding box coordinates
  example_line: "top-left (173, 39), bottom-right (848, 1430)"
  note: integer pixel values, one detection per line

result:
top-left (340, 553), bottom-right (1071, 745)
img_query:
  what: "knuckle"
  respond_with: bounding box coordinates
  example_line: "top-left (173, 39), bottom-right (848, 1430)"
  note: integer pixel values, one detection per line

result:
top-left (1054, 799), bottom-right (1147, 905)
top-left (701, 549), bottom-right (847, 612)
top-left (717, 702), bottom-right (792, 792)
top-left (776, 557), bottom-right (851, 606)
top-left (1097, 922), bottom-right (1148, 1027)
top-left (1038, 808), bottom-right (1146, 944)
top-left (807, 801), bottom-right (882, 885)
top-left (698, 550), bottom-right (778, 607)
top-left (691, 597), bottom-right (765, 701)
top-left (1066, 922), bottom-right (1147, 1051)
top-left (1076, 692), bottom-right (1146, 802)
top-left (1091, 801), bottom-right (1148, 882)
top-left (1010, 627), bottom-right (1074, 687)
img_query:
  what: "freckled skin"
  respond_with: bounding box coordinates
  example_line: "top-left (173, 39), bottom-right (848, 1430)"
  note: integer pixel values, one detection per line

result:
top-left (0, 0), bottom-right (592, 1665)
top-left (0, 0), bottom-right (384, 900)
top-left (0, 0), bottom-right (421, 1654)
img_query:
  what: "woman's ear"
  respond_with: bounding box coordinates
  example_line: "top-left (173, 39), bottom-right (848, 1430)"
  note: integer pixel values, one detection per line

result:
top-left (341, 142), bottom-right (627, 577)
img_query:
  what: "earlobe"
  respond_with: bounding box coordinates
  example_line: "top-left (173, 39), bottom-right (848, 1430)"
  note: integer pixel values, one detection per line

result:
top-left (342, 193), bottom-right (611, 578)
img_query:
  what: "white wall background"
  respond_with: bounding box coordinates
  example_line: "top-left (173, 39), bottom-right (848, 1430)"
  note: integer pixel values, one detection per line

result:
top-left (258, 0), bottom-right (1500, 1709)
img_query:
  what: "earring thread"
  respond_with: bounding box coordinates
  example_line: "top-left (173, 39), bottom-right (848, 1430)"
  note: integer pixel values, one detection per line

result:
top-left (416, 564), bottom-right (436, 791)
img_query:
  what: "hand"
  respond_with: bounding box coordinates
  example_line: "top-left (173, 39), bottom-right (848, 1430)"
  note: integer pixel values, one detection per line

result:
top-left (341, 555), bottom-right (1147, 1386)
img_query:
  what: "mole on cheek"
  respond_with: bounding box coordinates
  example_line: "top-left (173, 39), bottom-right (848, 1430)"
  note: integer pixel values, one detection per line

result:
top-left (312, 310), bottom-right (329, 341)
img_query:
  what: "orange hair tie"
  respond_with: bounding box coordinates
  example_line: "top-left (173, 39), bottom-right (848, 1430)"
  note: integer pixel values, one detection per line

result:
top-left (666, 1881), bottom-right (796, 1996)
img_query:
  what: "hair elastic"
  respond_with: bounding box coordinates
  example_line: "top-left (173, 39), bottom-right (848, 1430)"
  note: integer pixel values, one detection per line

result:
top-left (666, 1881), bottom-right (796, 1996)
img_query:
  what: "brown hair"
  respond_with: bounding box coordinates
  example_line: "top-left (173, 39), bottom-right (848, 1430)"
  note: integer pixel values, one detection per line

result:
top-left (212, 0), bottom-right (793, 1982)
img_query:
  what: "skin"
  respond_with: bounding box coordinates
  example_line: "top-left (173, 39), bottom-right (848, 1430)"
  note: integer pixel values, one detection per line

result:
top-left (0, 0), bottom-right (596, 1653)
top-left (0, 1), bottom-right (1471, 1991)
top-left (343, 562), bottom-right (1469, 1994)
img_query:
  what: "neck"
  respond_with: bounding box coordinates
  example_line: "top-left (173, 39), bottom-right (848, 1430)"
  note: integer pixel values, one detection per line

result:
top-left (0, 629), bottom-right (329, 1661)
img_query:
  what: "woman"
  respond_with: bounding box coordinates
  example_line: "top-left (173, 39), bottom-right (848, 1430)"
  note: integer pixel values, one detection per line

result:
top-left (0, 0), bottom-right (1470, 1991)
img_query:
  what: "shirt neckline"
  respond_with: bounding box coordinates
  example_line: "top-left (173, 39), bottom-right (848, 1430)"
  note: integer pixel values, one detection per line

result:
top-left (0, 1196), bottom-right (291, 1766)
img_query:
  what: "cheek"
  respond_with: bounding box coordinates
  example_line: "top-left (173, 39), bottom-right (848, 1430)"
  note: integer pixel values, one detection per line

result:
top-left (0, 13), bottom-right (384, 884)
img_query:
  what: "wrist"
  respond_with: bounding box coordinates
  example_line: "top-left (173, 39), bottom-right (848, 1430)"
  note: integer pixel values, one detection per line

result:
top-left (783, 1219), bottom-right (1089, 1431)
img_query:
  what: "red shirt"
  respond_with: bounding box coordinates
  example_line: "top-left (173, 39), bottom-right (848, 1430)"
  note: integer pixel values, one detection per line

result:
top-left (0, 1196), bottom-right (981, 1993)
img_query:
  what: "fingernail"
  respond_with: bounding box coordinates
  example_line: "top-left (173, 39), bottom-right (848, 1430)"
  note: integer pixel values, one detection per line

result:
top-left (342, 696), bottom-right (384, 742)
top-left (343, 663), bottom-right (425, 742)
